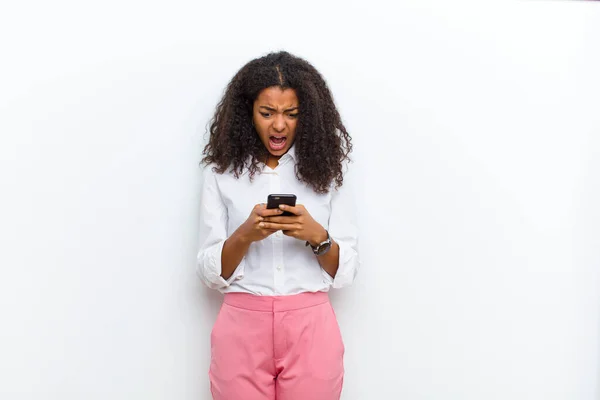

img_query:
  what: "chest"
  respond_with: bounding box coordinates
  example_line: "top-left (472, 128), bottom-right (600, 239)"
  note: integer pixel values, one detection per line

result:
top-left (217, 168), bottom-right (332, 230)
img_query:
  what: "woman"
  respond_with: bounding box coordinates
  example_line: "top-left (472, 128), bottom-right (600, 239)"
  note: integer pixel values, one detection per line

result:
top-left (197, 51), bottom-right (360, 400)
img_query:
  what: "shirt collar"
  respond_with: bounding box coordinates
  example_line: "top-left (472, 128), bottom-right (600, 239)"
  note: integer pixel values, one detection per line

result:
top-left (279, 143), bottom-right (297, 164)
top-left (256, 143), bottom-right (297, 173)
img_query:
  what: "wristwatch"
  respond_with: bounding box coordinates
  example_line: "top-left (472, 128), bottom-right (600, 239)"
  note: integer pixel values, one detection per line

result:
top-left (306, 230), bottom-right (332, 256)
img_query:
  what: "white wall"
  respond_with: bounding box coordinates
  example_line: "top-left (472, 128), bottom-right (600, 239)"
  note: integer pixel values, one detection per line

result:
top-left (1, 1), bottom-right (599, 399)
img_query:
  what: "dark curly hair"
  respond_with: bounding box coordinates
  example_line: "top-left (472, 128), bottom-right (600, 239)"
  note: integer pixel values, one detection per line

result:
top-left (201, 51), bottom-right (352, 194)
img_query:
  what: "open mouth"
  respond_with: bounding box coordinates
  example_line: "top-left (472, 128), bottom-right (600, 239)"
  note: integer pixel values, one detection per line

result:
top-left (269, 136), bottom-right (287, 151)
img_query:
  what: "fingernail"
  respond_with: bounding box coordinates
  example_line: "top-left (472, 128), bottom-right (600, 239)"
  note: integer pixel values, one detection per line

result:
top-left (279, 205), bottom-right (285, 209)
top-left (259, 222), bottom-right (264, 227)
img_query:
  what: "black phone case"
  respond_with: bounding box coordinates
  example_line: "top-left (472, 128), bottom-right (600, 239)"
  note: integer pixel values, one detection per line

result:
top-left (267, 194), bottom-right (296, 216)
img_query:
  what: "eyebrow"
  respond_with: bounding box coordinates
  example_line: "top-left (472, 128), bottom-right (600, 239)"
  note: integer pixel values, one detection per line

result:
top-left (259, 105), bottom-right (299, 112)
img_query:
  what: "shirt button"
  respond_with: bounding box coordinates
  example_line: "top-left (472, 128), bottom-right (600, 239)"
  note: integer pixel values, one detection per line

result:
top-left (277, 265), bottom-right (282, 271)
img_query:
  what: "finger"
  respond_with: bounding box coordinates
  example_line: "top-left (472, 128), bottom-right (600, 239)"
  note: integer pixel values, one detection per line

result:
top-left (262, 216), bottom-right (299, 223)
top-left (278, 204), bottom-right (304, 216)
top-left (257, 208), bottom-right (285, 217)
top-left (259, 222), bottom-right (299, 231)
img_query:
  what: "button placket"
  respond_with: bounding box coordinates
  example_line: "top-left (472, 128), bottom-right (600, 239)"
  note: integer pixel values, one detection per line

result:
top-left (270, 170), bottom-right (285, 292)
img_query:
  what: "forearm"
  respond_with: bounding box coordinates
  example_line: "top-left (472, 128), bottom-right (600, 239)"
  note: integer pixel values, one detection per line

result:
top-left (308, 227), bottom-right (340, 278)
top-left (221, 229), bottom-right (251, 280)
top-left (317, 240), bottom-right (340, 279)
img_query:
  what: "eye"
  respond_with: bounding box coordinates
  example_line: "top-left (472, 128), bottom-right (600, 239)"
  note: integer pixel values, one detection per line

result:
top-left (260, 112), bottom-right (271, 118)
top-left (287, 113), bottom-right (299, 118)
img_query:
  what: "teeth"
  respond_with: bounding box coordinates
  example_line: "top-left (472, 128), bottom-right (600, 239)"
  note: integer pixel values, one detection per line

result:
top-left (270, 136), bottom-right (286, 148)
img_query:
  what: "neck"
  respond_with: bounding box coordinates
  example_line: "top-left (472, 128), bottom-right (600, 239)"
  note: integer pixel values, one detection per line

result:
top-left (265, 153), bottom-right (280, 169)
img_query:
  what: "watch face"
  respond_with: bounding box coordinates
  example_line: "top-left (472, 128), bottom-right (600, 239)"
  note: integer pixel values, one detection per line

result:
top-left (316, 241), bottom-right (332, 256)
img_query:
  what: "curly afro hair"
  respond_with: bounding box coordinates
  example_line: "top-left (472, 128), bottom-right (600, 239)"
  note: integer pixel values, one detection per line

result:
top-left (201, 51), bottom-right (352, 194)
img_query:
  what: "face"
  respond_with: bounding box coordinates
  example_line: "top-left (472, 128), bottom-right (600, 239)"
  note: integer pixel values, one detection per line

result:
top-left (253, 86), bottom-right (299, 161)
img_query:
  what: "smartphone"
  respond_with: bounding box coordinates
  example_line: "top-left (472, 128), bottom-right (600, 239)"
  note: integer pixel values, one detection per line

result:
top-left (267, 194), bottom-right (297, 216)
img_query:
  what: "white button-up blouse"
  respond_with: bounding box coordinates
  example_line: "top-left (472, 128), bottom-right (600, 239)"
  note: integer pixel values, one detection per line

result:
top-left (196, 145), bottom-right (360, 295)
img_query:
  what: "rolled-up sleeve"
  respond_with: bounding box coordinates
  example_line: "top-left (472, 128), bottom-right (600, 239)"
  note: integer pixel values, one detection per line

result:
top-left (322, 171), bottom-right (361, 289)
top-left (196, 166), bottom-right (245, 290)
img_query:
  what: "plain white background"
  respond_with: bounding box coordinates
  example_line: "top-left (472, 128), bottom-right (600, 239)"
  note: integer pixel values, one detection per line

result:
top-left (1, 1), bottom-right (599, 399)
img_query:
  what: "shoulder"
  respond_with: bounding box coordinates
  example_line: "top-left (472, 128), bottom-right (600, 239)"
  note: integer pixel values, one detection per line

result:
top-left (201, 162), bottom-right (246, 188)
top-left (201, 163), bottom-right (231, 189)
top-left (331, 159), bottom-right (357, 195)
top-left (200, 163), bottom-right (218, 181)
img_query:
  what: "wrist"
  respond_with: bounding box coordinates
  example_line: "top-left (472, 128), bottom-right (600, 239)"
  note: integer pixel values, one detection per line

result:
top-left (309, 227), bottom-right (328, 247)
top-left (232, 228), bottom-right (252, 246)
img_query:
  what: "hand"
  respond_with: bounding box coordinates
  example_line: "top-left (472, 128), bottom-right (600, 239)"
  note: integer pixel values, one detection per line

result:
top-left (261, 204), bottom-right (328, 246)
top-left (235, 203), bottom-right (284, 243)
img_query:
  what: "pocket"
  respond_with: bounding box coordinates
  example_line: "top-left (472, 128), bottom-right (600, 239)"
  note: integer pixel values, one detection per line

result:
top-left (210, 304), bottom-right (227, 364)
top-left (329, 303), bottom-right (346, 355)
top-left (209, 304), bottom-right (245, 382)
top-left (210, 305), bottom-right (224, 344)
top-left (309, 303), bottom-right (345, 380)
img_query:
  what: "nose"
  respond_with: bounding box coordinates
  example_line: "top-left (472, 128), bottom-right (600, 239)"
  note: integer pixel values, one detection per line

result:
top-left (272, 114), bottom-right (285, 132)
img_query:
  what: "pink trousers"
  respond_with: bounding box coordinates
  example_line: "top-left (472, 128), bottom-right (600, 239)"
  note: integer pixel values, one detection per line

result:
top-left (209, 292), bottom-right (345, 400)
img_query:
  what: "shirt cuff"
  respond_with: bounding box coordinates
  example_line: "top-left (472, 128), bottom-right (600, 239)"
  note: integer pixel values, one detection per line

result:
top-left (197, 240), bottom-right (245, 290)
top-left (321, 238), bottom-right (360, 289)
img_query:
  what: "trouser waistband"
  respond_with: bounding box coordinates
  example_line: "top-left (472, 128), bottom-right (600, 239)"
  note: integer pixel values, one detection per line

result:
top-left (223, 291), bottom-right (329, 312)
